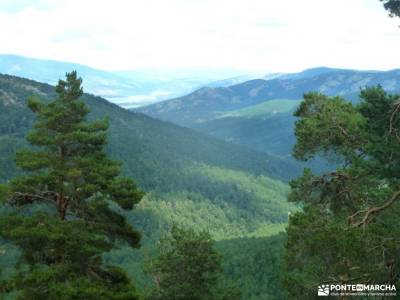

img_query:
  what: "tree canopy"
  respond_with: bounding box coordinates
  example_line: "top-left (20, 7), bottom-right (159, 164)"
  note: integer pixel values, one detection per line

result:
top-left (146, 225), bottom-right (241, 300)
top-left (0, 71), bottom-right (144, 299)
top-left (283, 87), bottom-right (400, 298)
top-left (381, 0), bottom-right (400, 18)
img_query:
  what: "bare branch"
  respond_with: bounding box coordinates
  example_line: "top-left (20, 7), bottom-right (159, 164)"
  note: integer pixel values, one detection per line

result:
top-left (348, 190), bottom-right (400, 228)
top-left (388, 99), bottom-right (400, 142)
top-left (9, 191), bottom-right (57, 206)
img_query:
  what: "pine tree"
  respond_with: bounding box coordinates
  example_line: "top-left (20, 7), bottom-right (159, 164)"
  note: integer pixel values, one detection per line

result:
top-left (147, 225), bottom-right (241, 300)
top-left (283, 88), bottom-right (400, 298)
top-left (381, 0), bottom-right (400, 18)
top-left (0, 71), bottom-right (144, 299)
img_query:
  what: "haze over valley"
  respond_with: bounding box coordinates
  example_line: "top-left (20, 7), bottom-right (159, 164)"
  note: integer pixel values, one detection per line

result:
top-left (0, 54), bottom-right (264, 108)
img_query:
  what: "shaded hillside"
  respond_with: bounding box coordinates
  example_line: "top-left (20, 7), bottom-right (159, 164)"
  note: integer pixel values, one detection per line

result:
top-left (194, 108), bottom-right (297, 157)
top-left (0, 73), bottom-right (300, 182)
top-left (194, 100), bottom-right (300, 156)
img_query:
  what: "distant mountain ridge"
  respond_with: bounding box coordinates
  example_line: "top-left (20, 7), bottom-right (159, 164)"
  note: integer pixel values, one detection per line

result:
top-left (0, 54), bottom-right (143, 98)
top-left (277, 66), bottom-right (361, 79)
top-left (0, 54), bottom-right (258, 108)
top-left (135, 67), bottom-right (400, 163)
top-left (137, 67), bottom-right (400, 127)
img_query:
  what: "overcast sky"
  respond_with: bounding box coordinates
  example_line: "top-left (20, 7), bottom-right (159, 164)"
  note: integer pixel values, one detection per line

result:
top-left (0, 0), bottom-right (399, 73)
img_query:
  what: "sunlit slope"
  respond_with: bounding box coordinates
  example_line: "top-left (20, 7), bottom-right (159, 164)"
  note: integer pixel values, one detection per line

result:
top-left (218, 99), bottom-right (301, 118)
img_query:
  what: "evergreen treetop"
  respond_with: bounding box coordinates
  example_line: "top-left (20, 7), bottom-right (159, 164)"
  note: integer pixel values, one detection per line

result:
top-left (0, 71), bottom-right (144, 299)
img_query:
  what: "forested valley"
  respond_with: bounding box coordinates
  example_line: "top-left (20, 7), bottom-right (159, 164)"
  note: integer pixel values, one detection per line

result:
top-left (0, 72), bottom-right (291, 299)
top-left (1, 1), bottom-right (400, 299)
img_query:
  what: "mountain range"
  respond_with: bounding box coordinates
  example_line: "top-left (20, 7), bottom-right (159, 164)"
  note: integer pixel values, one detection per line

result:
top-left (137, 67), bottom-right (400, 157)
top-left (0, 54), bottom-right (258, 108)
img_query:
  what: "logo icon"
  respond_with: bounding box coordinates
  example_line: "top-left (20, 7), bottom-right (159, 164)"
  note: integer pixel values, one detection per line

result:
top-left (318, 285), bottom-right (330, 296)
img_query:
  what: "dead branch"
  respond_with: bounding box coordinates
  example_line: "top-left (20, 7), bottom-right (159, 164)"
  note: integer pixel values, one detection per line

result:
top-left (389, 100), bottom-right (400, 134)
top-left (348, 190), bottom-right (400, 228)
top-left (9, 191), bottom-right (57, 206)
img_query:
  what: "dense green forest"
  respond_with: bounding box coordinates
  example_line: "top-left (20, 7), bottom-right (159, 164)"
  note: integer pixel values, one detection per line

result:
top-left (1, 2), bottom-right (399, 299)
top-left (0, 73), bottom-right (300, 184)
top-left (7, 75), bottom-right (400, 299)
top-left (0, 73), bottom-right (292, 299)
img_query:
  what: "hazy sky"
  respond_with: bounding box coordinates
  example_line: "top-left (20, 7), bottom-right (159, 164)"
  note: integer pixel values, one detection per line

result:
top-left (0, 0), bottom-right (399, 72)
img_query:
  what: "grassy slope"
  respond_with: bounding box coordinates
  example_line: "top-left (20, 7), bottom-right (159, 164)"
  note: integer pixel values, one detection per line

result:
top-left (218, 99), bottom-right (301, 118)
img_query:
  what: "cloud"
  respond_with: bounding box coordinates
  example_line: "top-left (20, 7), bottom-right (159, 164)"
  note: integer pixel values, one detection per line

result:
top-left (253, 19), bottom-right (288, 28)
top-left (0, 0), bottom-right (399, 72)
top-left (49, 28), bottom-right (93, 42)
top-left (0, 0), bottom-right (60, 13)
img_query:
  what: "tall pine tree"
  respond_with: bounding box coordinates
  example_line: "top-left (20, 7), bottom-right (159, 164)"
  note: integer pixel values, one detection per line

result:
top-left (0, 71), bottom-right (144, 300)
top-left (283, 89), bottom-right (400, 298)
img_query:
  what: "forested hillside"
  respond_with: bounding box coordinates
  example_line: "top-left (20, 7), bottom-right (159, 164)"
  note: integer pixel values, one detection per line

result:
top-left (194, 100), bottom-right (300, 156)
top-left (0, 73), bottom-right (294, 299)
top-left (0, 73), bottom-right (303, 180)
top-left (137, 68), bottom-right (400, 162)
